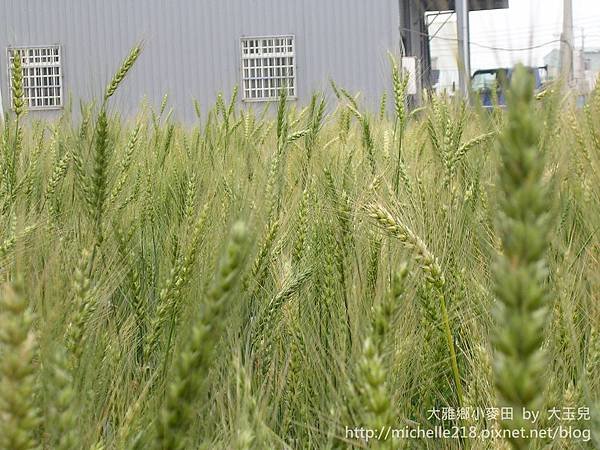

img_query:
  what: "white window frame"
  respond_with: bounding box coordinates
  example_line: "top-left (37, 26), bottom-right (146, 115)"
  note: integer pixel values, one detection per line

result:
top-left (240, 35), bottom-right (297, 102)
top-left (7, 44), bottom-right (63, 110)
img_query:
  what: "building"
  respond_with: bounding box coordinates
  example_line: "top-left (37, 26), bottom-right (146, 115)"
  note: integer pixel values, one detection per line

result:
top-left (427, 15), bottom-right (460, 94)
top-left (0, 0), bottom-right (507, 121)
top-left (544, 47), bottom-right (600, 94)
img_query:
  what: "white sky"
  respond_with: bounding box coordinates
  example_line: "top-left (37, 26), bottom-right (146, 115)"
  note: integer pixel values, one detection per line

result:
top-left (430, 0), bottom-right (600, 71)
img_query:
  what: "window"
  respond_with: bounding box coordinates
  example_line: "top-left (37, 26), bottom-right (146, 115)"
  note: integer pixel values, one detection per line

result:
top-left (7, 45), bottom-right (63, 109)
top-left (241, 35), bottom-right (296, 101)
top-left (471, 71), bottom-right (502, 92)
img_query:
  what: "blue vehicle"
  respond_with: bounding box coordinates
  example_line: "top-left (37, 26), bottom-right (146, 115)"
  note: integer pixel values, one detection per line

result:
top-left (471, 66), bottom-right (548, 107)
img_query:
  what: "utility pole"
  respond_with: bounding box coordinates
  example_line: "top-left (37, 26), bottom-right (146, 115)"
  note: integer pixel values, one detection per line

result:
top-left (456, 0), bottom-right (471, 98)
top-left (560, 0), bottom-right (574, 85)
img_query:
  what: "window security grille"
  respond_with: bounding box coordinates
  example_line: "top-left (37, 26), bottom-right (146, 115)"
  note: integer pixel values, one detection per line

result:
top-left (241, 36), bottom-right (296, 101)
top-left (8, 45), bottom-right (63, 109)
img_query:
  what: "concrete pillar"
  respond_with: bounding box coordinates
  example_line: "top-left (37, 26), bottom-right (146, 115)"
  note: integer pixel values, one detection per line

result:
top-left (560, 0), bottom-right (574, 84)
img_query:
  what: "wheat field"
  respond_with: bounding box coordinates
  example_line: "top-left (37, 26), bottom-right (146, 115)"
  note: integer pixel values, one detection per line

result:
top-left (0, 49), bottom-right (599, 450)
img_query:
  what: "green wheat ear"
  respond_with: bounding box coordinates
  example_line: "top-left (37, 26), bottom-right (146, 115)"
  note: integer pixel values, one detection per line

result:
top-left (46, 344), bottom-right (78, 450)
top-left (105, 43), bottom-right (142, 101)
top-left (154, 222), bottom-right (249, 450)
top-left (354, 264), bottom-right (408, 450)
top-left (0, 282), bottom-right (39, 450)
top-left (10, 50), bottom-right (25, 118)
top-left (493, 64), bottom-right (554, 449)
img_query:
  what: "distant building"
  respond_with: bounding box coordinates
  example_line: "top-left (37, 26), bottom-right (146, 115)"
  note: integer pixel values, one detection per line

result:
top-left (543, 49), bottom-right (561, 80)
top-left (0, 0), bottom-right (507, 121)
top-left (544, 47), bottom-right (600, 94)
top-left (428, 15), bottom-right (460, 94)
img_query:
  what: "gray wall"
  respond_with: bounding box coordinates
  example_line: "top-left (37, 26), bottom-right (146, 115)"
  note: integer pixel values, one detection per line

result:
top-left (0, 0), bottom-right (401, 121)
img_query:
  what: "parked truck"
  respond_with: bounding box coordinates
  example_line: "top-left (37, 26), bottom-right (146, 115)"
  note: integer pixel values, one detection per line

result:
top-left (471, 65), bottom-right (549, 107)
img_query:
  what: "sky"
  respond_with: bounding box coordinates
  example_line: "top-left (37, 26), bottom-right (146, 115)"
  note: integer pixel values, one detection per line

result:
top-left (429, 0), bottom-right (600, 71)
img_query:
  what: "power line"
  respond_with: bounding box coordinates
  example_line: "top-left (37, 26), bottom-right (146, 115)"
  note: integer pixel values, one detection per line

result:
top-left (429, 13), bottom-right (455, 41)
top-left (466, 26), bottom-right (600, 43)
top-left (426, 15), bottom-right (600, 40)
top-left (403, 26), bottom-right (569, 52)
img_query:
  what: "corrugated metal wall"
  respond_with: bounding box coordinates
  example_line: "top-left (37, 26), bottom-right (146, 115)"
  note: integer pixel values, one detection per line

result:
top-left (0, 0), bottom-right (400, 121)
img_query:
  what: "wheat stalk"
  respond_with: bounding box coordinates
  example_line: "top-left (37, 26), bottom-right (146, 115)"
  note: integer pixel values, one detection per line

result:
top-left (364, 202), bottom-right (463, 405)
